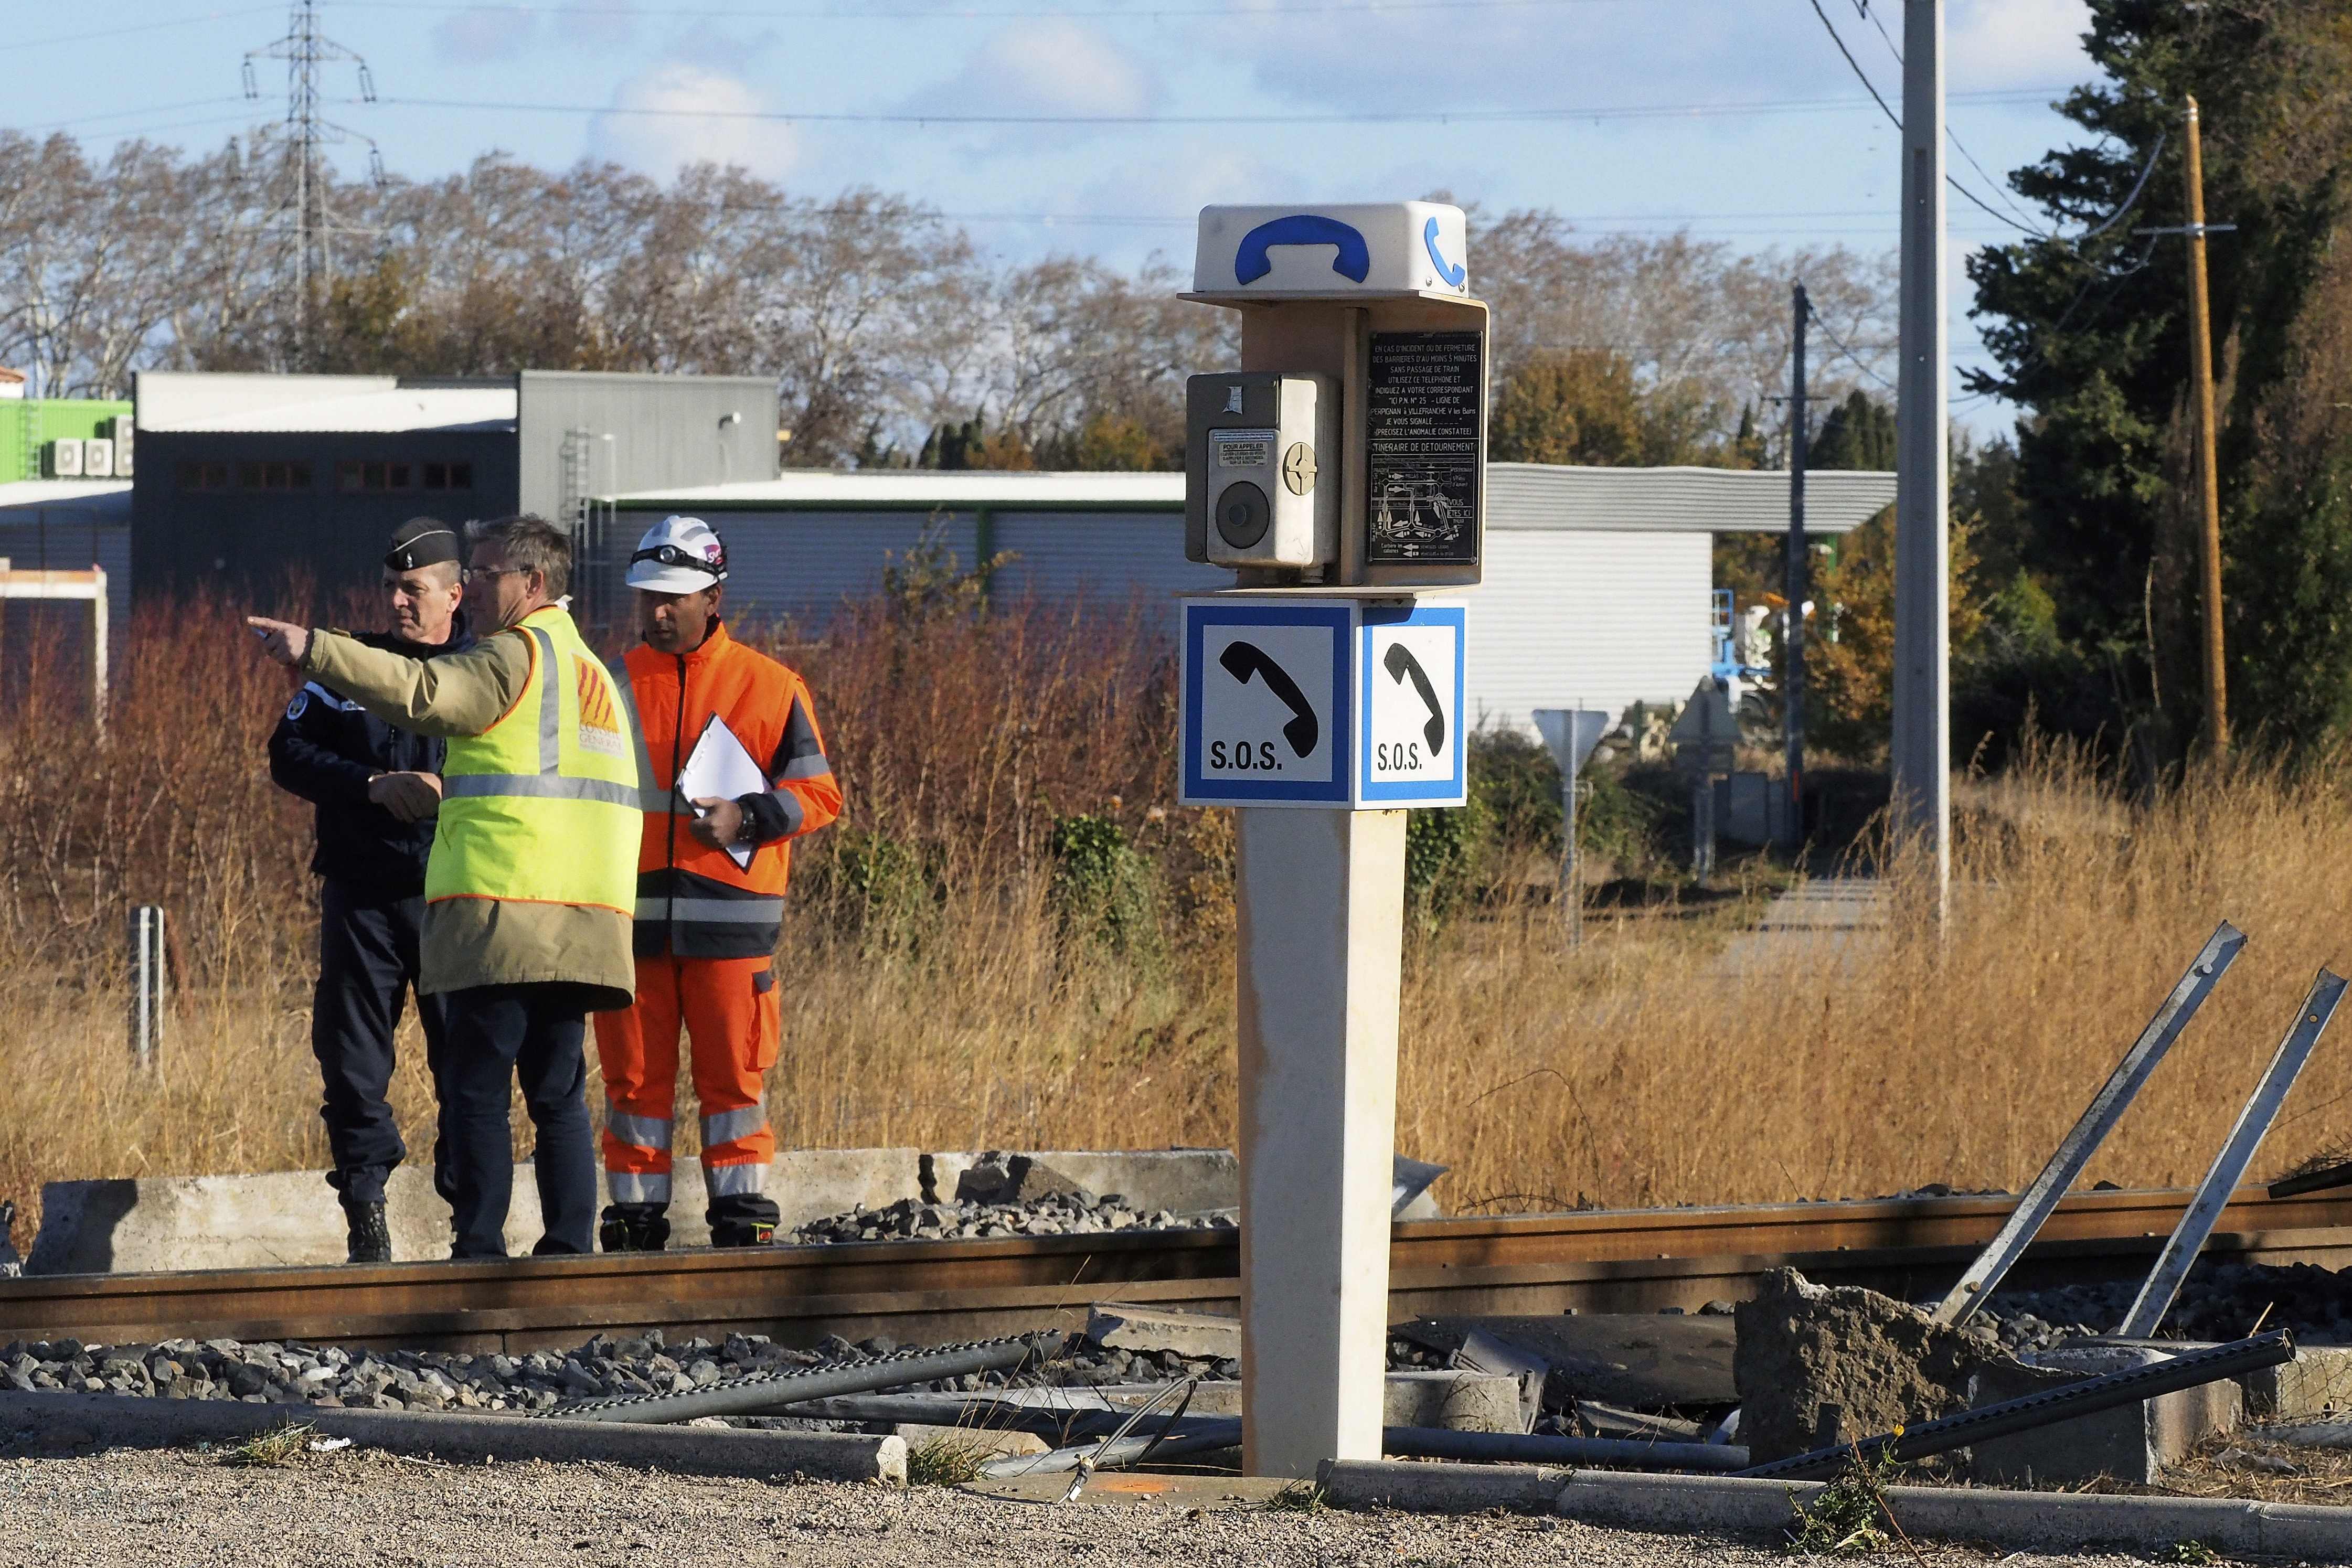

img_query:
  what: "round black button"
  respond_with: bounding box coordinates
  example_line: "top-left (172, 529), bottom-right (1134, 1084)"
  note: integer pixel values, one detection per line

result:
top-left (1216, 481), bottom-right (1271, 550)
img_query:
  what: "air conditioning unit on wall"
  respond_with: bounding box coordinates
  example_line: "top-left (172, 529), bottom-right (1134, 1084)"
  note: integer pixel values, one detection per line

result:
top-left (82, 439), bottom-right (113, 478)
top-left (109, 415), bottom-right (134, 477)
top-left (42, 439), bottom-right (82, 478)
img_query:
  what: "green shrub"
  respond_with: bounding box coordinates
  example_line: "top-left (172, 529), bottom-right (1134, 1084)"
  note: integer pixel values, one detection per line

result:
top-left (814, 826), bottom-right (938, 954)
top-left (1404, 804), bottom-right (1479, 933)
top-left (1049, 813), bottom-right (1159, 955)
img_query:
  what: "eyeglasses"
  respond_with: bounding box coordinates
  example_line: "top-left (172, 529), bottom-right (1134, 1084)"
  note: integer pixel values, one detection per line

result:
top-left (631, 543), bottom-right (723, 576)
top-left (466, 566), bottom-right (526, 584)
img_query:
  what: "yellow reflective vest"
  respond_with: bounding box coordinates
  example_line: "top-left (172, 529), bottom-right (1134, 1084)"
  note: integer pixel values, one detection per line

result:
top-left (425, 605), bottom-right (641, 916)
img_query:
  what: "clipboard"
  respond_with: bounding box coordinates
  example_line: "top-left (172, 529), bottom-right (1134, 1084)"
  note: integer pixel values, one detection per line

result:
top-left (676, 713), bottom-right (767, 870)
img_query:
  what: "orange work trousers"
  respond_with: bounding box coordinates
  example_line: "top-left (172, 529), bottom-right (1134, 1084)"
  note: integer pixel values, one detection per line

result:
top-left (593, 954), bottom-right (778, 1209)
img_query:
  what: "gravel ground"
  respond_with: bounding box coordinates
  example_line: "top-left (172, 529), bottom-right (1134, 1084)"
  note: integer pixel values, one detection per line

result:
top-left (0, 1446), bottom-right (2168, 1568)
top-left (791, 1190), bottom-right (1231, 1245)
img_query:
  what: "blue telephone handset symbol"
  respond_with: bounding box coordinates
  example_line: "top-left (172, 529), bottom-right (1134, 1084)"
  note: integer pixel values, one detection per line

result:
top-left (1423, 217), bottom-right (1466, 289)
top-left (1234, 214), bottom-right (1371, 286)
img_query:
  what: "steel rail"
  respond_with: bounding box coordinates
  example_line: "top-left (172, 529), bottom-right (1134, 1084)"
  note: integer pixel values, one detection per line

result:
top-left (5, 1185), bottom-right (2352, 1353)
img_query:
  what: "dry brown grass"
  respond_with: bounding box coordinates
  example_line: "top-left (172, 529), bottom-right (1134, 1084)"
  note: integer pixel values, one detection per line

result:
top-left (7, 591), bottom-right (2352, 1256)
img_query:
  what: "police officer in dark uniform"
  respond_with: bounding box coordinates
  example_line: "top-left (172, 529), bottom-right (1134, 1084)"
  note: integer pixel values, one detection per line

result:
top-left (268, 518), bottom-right (475, 1262)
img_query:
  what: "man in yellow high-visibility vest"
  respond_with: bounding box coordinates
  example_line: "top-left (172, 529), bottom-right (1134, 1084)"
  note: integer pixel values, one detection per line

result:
top-left (251, 516), bottom-right (638, 1258)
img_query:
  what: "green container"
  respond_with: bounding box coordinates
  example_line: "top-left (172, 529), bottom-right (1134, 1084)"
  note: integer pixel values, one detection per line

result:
top-left (2, 399), bottom-right (134, 481)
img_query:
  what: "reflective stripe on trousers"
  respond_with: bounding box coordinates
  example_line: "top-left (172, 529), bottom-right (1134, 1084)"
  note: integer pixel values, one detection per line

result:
top-left (607, 1170), bottom-right (672, 1205)
top-left (605, 1105), bottom-right (674, 1150)
top-left (704, 1161), bottom-right (766, 1196)
top-left (702, 1101), bottom-right (765, 1146)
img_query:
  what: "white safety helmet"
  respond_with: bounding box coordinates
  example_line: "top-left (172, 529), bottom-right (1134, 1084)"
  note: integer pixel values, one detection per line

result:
top-left (625, 515), bottom-right (729, 594)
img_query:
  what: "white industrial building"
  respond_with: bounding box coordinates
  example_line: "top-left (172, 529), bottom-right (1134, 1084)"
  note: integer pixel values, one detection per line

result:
top-left (601, 464), bottom-right (1898, 735)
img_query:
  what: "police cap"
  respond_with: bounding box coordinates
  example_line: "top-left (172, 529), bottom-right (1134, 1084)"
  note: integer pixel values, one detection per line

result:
top-left (386, 517), bottom-right (463, 573)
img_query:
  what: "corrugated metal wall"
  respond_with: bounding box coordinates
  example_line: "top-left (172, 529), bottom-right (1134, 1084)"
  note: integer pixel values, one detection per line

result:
top-left (671, 507), bottom-right (1711, 736)
top-left (712, 510), bottom-right (983, 628)
top-left (1464, 529), bottom-right (1712, 736)
top-left (988, 511), bottom-right (1228, 620)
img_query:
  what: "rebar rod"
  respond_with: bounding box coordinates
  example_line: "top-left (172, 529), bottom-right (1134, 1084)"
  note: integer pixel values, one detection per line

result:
top-left (538, 1333), bottom-right (1060, 1425)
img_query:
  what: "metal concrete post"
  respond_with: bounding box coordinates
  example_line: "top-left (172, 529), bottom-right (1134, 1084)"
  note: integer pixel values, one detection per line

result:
top-left (1784, 284), bottom-right (1809, 852)
top-left (129, 904), bottom-right (166, 1068)
top-left (1893, 0), bottom-right (1951, 910)
top-left (1234, 807), bottom-right (1406, 1478)
top-left (1561, 742), bottom-right (1582, 948)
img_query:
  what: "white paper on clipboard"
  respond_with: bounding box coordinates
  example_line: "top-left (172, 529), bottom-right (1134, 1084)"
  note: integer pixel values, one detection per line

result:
top-left (676, 713), bottom-right (767, 870)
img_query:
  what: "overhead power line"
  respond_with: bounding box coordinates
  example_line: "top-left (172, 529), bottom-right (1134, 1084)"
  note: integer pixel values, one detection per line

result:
top-left (1845, 0), bottom-right (2042, 233)
top-left (367, 84), bottom-right (2057, 129)
top-left (1804, 304), bottom-right (1897, 393)
top-left (18, 5), bottom-right (282, 54)
top-left (1800, 0), bottom-right (2046, 238)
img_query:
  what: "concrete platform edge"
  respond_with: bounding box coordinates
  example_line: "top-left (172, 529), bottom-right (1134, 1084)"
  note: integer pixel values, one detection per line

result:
top-left (1318, 1464), bottom-right (2352, 1560)
top-left (1541, 1471), bottom-right (2352, 1561)
top-left (0, 1390), bottom-right (907, 1485)
top-left (1314, 1457), bottom-right (1572, 1513)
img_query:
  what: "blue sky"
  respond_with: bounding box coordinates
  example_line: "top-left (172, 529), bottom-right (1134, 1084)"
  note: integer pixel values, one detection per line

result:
top-left (11, 0), bottom-right (2105, 435)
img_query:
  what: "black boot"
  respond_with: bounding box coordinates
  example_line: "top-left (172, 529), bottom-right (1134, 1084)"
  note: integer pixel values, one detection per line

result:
top-left (707, 1192), bottom-right (782, 1249)
top-left (599, 1203), bottom-right (671, 1253)
top-left (343, 1199), bottom-right (391, 1264)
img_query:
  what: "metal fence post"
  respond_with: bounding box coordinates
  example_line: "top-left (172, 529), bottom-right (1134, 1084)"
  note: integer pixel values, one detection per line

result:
top-left (129, 904), bottom-right (165, 1068)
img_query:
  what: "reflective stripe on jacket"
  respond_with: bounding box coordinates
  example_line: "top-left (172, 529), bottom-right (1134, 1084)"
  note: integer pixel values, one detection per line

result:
top-left (618, 620), bottom-right (842, 958)
top-left (425, 604), bottom-right (642, 916)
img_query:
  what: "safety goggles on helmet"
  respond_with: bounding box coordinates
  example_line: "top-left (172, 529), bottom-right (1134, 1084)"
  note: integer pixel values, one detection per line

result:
top-left (630, 542), bottom-right (724, 578)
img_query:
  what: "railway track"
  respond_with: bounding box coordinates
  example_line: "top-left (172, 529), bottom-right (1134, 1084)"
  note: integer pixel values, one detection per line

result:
top-left (4, 1184), bottom-right (2349, 1353)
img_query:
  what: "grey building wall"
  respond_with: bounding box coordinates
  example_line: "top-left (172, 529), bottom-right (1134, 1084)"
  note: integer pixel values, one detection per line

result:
top-left (515, 373), bottom-right (778, 522)
top-left (131, 428), bottom-right (518, 600)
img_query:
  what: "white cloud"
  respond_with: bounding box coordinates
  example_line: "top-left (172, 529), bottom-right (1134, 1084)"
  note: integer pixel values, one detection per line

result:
top-left (1948, 0), bottom-right (2095, 90)
top-left (588, 64), bottom-right (800, 182)
top-left (433, 6), bottom-right (538, 63)
top-left (913, 20), bottom-right (1158, 120)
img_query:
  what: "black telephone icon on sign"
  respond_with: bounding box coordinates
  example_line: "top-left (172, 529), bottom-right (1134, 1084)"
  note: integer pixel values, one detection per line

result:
top-left (1384, 644), bottom-right (1445, 756)
top-left (1219, 641), bottom-right (1319, 758)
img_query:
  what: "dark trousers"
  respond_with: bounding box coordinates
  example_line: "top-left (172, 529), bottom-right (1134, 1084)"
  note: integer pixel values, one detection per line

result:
top-left (312, 880), bottom-right (453, 1208)
top-left (439, 983), bottom-right (598, 1258)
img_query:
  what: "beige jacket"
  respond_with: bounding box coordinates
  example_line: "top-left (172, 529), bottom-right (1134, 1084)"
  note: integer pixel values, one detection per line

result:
top-left (302, 624), bottom-right (635, 1008)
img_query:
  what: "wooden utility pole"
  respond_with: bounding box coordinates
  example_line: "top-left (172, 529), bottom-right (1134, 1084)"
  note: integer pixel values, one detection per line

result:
top-left (2184, 96), bottom-right (2229, 758)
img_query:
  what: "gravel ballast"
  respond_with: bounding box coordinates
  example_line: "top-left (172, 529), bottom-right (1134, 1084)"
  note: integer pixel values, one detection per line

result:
top-left (0, 1445), bottom-right (2180, 1568)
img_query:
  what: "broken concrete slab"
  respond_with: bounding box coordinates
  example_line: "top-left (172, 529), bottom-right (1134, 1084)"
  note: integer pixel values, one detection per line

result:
top-left (925, 1149), bottom-right (1239, 1214)
top-left (1086, 1302), bottom-right (1241, 1360)
top-left (1085, 1373), bottom-right (1521, 1431)
top-left (1734, 1267), bottom-right (2022, 1463)
top-left (1382, 1370), bottom-right (1525, 1433)
top-left (1453, 1327), bottom-right (1546, 1432)
top-left (1971, 1341), bottom-right (2242, 1487)
top-left (892, 1423), bottom-right (1047, 1458)
top-left (2261, 1417), bottom-right (2352, 1448)
top-left (922, 1148), bottom-right (1445, 1219)
top-left (1395, 1313), bottom-right (1737, 1409)
top-left (2243, 1344), bottom-right (2352, 1419)
top-left (30, 1148), bottom-right (925, 1273)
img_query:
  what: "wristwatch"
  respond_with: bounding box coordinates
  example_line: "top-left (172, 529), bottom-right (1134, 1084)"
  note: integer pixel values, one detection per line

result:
top-left (733, 803), bottom-right (761, 846)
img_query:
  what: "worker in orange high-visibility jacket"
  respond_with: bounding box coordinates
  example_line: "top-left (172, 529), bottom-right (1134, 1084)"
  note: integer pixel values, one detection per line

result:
top-left (595, 516), bottom-right (842, 1251)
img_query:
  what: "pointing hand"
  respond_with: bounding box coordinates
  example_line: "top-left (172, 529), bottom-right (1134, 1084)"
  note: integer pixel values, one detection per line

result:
top-left (247, 616), bottom-right (312, 667)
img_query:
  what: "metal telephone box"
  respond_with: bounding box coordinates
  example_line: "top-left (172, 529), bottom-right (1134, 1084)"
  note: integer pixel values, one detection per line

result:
top-left (1185, 372), bottom-right (1337, 568)
top-left (1181, 202), bottom-right (1488, 591)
